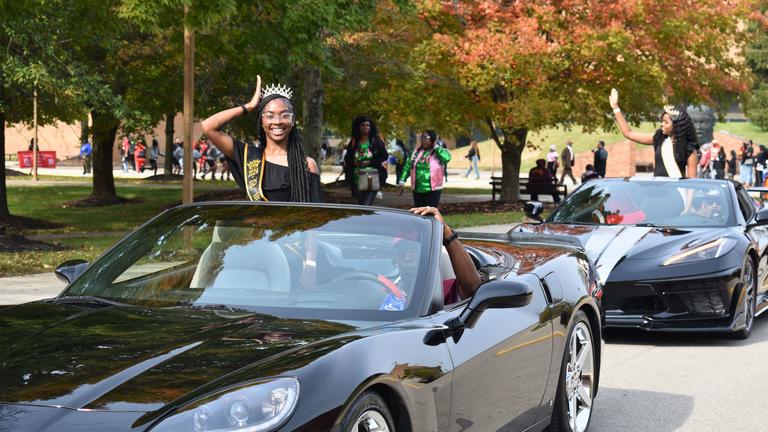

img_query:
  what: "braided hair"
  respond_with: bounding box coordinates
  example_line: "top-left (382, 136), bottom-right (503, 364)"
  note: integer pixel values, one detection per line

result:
top-left (255, 95), bottom-right (312, 202)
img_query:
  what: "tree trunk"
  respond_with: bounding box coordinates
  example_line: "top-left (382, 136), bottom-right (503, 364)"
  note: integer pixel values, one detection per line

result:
top-left (499, 128), bottom-right (528, 203)
top-left (164, 111), bottom-right (175, 173)
top-left (302, 67), bottom-right (323, 161)
top-left (80, 118), bottom-right (90, 143)
top-left (90, 110), bottom-right (119, 199)
top-left (0, 74), bottom-right (10, 218)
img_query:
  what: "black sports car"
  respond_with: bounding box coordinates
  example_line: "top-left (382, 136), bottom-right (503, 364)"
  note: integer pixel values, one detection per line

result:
top-left (0, 203), bottom-right (601, 432)
top-left (517, 177), bottom-right (768, 338)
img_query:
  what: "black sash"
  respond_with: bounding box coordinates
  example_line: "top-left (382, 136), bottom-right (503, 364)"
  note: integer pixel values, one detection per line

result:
top-left (244, 143), bottom-right (268, 201)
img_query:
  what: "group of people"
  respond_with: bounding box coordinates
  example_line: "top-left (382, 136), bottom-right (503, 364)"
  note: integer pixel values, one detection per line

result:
top-left (734, 140), bottom-right (768, 187)
top-left (169, 137), bottom-right (231, 181)
top-left (119, 135), bottom-right (163, 175)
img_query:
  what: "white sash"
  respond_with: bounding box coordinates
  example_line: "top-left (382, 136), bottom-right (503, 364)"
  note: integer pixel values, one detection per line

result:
top-left (661, 137), bottom-right (682, 178)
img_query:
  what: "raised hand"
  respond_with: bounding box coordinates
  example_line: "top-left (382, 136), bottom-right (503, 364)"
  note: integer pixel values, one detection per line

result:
top-left (245, 75), bottom-right (262, 112)
top-left (609, 88), bottom-right (619, 109)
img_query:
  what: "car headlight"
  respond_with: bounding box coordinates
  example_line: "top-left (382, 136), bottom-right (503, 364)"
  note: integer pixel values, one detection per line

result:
top-left (151, 377), bottom-right (299, 432)
top-left (662, 238), bottom-right (737, 266)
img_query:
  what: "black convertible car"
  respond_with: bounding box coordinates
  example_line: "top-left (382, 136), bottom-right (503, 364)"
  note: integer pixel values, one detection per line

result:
top-left (0, 203), bottom-right (601, 432)
top-left (517, 177), bottom-right (768, 338)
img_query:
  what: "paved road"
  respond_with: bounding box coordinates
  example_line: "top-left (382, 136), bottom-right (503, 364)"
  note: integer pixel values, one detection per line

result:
top-left (2, 224), bottom-right (765, 431)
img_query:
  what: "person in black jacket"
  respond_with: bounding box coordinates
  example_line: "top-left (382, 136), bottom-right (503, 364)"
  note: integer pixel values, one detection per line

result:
top-left (343, 115), bottom-right (389, 205)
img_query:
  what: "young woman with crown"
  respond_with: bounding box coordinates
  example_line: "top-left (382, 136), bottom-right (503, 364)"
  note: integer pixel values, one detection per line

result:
top-left (202, 76), bottom-right (323, 202)
top-left (609, 88), bottom-right (699, 179)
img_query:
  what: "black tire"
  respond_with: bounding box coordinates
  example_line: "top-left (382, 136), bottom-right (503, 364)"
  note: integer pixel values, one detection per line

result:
top-left (550, 310), bottom-right (595, 432)
top-left (732, 257), bottom-right (757, 340)
top-left (337, 391), bottom-right (396, 432)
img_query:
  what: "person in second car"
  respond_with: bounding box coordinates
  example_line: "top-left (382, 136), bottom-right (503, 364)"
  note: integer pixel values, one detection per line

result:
top-left (398, 130), bottom-right (452, 207)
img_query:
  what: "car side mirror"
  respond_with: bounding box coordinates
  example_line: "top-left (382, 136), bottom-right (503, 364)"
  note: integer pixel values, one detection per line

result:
top-left (450, 279), bottom-right (533, 330)
top-left (55, 259), bottom-right (89, 284)
top-left (751, 207), bottom-right (768, 227)
top-left (524, 201), bottom-right (545, 222)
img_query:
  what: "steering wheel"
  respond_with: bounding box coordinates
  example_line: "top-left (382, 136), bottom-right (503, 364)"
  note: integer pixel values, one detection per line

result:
top-left (591, 209), bottom-right (606, 224)
top-left (331, 271), bottom-right (403, 299)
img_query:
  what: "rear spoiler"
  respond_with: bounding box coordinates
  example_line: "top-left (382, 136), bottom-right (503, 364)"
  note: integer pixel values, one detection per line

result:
top-left (457, 230), bottom-right (584, 250)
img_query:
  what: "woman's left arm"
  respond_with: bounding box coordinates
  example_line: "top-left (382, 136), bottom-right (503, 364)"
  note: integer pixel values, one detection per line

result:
top-left (306, 157), bottom-right (319, 174)
top-left (434, 146), bottom-right (452, 164)
top-left (686, 148), bottom-right (698, 179)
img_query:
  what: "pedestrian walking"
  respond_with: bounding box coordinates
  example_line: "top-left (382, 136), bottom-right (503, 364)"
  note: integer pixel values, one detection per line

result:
top-left (727, 149), bottom-right (738, 180)
top-left (201, 75), bottom-right (322, 202)
top-left (740, 141), bottom-right (755, 187)
top-left (79, 140), bottom-right (92, 174)
top-left (546, 144), bottom-right (559, 177)
top-left (593, 140), bottom-right (608, 177)
top-left (711, 141), bottom-right (726, 180)
top-left (464, 140), bottom-right (481, 180)
top-left (398, 130), bottom-right (451, 207)
top-left (559, 141), bottom-right (577, 184)
top-left (201, 143), bottom-right (219, 180)
top-left (172, 140), bottom-right (183, 175)
top-left (343, 115), bottom-right (389, 205)
top-left (134, 139), bottom-right (147, 173)
top-left (609, 88), bottom-right (699, 178)
top-left (121, 136), bottom-right (131, 172)
top-left (149, 137), bottom-right (162, 176)
top-left (127, 135), bottom-right (136, 171)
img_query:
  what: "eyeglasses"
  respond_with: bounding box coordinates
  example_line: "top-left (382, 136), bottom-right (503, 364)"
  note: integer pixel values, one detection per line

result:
top-left (261, 112), bottom-right (294, 122)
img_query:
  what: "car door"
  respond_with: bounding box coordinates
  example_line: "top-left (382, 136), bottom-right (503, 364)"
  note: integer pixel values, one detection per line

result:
top-left (737, 186), bottom-right (768, 297)
top-left (438, 272), bottom-right (553, 432)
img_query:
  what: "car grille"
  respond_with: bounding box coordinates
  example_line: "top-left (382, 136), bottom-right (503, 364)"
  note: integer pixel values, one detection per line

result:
top-left (605, 277), bottom-right (731, 317)
top-left (656, 280), bottom-right (727, 316)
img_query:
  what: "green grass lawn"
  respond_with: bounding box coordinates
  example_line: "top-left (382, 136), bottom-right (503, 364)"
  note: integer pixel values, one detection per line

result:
top-left (444, 210), bottom-right (525, 228)
top-left (7, 186), bottom-right (186, 233)
top-left (0, 235), bottom-right (123, 277)
top-left (449, 120), bottom-right (768, 173)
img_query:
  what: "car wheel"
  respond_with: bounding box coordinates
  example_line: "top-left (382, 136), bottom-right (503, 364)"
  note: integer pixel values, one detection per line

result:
top-left (550, 311), bottom-right (595, 432)
top-left (732, 257), bottom-right (757, 340)
top-left (338, 391), bottom-right (395, 432)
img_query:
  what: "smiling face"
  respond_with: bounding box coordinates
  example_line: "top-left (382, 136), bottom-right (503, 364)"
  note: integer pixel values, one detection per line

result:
top-left (260, 99), bottom-right (294, 144)
top-left (661, 113), bottom-right (674, 136)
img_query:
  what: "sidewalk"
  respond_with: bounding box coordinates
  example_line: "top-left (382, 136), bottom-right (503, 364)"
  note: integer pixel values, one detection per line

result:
top-left (5, 160), bottom-right (580, 191)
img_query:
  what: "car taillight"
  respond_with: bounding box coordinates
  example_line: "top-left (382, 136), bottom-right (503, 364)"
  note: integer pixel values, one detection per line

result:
top-left (590, 278), bottom-right (603, 300)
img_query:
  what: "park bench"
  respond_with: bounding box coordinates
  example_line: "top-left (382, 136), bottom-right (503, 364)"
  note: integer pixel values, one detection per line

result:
top-left (490, 176), bottom-right (568, 203)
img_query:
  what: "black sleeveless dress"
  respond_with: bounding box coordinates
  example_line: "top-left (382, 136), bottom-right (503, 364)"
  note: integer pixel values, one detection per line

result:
top-left (652, 129), bottom-right (698, 178)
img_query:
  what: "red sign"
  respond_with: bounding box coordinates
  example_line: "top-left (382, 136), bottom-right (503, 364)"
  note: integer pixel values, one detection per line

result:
top-left (18, 151), bottom-right (57, 168)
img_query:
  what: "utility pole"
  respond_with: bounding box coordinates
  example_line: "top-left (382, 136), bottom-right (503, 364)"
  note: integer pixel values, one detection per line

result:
top-left (33, 81), bottom-right (38, 181)
top-left (182, 5), bottom-right (195, 204)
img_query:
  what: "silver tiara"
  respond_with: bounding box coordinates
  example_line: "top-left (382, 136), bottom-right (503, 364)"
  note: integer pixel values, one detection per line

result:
top-left (663, 104), bottom-right (681, 117)
top-left (262, 83), bottom-right (293, 100)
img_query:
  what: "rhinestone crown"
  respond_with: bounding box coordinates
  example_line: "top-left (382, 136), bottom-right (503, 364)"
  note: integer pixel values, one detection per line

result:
top-left (262, 83), bottom-right (293, 100)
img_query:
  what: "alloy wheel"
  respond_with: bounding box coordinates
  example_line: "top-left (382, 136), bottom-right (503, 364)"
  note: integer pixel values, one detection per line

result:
top-left (352, 410), bottom-right (390, 432)
top-left (565, 322), bottom-right (594, 432)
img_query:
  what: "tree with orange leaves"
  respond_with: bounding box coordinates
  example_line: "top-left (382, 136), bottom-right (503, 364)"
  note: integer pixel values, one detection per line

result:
top-left (422, 0), bottom-right (754, 201)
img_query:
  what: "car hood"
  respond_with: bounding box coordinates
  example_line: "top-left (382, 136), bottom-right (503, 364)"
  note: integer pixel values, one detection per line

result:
top-left (515, 223), bottom-right (733, 282)
top-left (0, 302), bottom-right (356, 411)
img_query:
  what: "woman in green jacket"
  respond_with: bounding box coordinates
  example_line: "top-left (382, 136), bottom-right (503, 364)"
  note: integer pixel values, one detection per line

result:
top-left (398, 130), bottom-right (451, 207)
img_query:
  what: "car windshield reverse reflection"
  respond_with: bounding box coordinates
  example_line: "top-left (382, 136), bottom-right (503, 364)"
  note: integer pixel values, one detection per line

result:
top-left (62, 205), bottom-right (433, 320)
top-left (548, 180), bottom-right (735, 227)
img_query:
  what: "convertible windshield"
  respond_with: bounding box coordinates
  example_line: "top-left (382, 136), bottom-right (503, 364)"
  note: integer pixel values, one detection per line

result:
top-left (63, 205), bottom-right (433, 320)
top-left (548, 180), bottom-right (735, 227)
